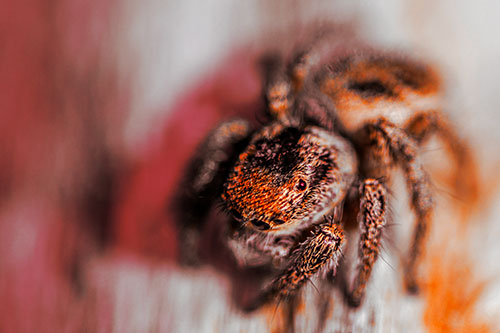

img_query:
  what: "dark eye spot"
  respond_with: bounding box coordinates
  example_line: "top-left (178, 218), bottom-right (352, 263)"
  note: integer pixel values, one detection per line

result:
top-left (250, 219), bottom-right (270, 230)
top-left (348, 80), bottom-right (392, 97)
top-left (273, 218), bottom-right (286, 225)
top-left (296, 179), bottom-right (307, 191)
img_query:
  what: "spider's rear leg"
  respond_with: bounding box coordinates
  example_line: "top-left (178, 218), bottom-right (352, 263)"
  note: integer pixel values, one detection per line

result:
top-left (261, 52), bottom-right (337, 130)
top-left (244, 222), bottom-right (345, 312)
top-left (260, 54), bottom-right (294, 121)
top-left (344, 178), bottom-right (387, 307)
top-left (288, 26), bottom-right (360, 92)
top-left (174, 119), bottom-right (251, 265)
top-left (369, 119), bottom-right (434, 293)
top-left (406, 111), bottom-right (480, 210)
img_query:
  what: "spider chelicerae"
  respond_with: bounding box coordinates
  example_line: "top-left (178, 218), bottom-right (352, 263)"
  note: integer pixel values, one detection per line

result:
top-left (175, 33), bottom-right (478, 311)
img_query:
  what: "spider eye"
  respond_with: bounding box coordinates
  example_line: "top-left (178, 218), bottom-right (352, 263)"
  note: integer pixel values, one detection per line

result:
top-left (250, 219), bottom-right (270, 230)
top-left (296, 179), bottom-right (307, 191)
top-left (273, 218), bottom-right (286, 225)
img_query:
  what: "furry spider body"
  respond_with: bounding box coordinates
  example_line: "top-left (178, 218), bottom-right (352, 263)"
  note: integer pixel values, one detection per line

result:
top-left (175, 36), bottom-right (477, 310)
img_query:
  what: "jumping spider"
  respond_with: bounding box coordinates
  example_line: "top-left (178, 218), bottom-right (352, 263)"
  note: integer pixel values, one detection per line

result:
top-left (175, 36), bottom-right (477, 311)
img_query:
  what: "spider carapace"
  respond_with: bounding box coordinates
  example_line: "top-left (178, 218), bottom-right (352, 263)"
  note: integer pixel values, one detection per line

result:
top-left (175, 35), bottom-right (478, 310)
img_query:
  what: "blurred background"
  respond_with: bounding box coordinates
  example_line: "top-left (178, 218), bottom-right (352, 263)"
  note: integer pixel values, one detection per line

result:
top-left (1, 0), bottom-right (500, 331)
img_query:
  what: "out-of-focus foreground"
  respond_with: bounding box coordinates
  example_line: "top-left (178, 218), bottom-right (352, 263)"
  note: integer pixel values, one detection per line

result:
top-left (1, 0), bottom-right (500, 332)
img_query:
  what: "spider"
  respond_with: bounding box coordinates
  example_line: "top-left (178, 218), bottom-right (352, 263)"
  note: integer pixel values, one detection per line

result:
top-left (175, 35), bottom-right (478, 311)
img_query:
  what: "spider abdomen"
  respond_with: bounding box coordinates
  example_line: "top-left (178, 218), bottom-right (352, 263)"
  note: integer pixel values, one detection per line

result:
top-left (319, 54), bottom-right (443, 133)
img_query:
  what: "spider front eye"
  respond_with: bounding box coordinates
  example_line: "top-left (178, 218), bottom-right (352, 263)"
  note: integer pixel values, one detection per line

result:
top-left (296, 179), bottom-right (307, 191)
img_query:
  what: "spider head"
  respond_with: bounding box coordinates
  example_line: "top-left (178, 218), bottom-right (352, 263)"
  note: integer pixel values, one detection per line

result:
top-left (222, 122), bottom-right (357, 232)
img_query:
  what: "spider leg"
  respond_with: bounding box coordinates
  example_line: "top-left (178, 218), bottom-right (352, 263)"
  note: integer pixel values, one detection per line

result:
top-left (406, 111), bottom-right (479, 208)
top-left (287, 27), bottom-right (359, 92)
top-left (174, 119), bottom-right (252, 265)
top-left (345, 178), bottom-right (387, 307)
top-left (260, 54), bottom-right (294, 121)
top-left (368, 119), bottom-right (434, 292)
top-left (285, 31), bottom-right (361, 131)
top-left (262, 50), bottom-right (337, 130)
top-left (244, 222), bottom-right (345, 312)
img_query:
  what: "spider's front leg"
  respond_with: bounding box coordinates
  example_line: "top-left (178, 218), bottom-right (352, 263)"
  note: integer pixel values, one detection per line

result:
top-left (368, 119), bottom-right (434, 293)
top-left (244, 222), bottom-right (345, 312)
top-left (174, 119), bottom-right (251, 265)
top-left (345, 178), bottom-right (387, 307)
